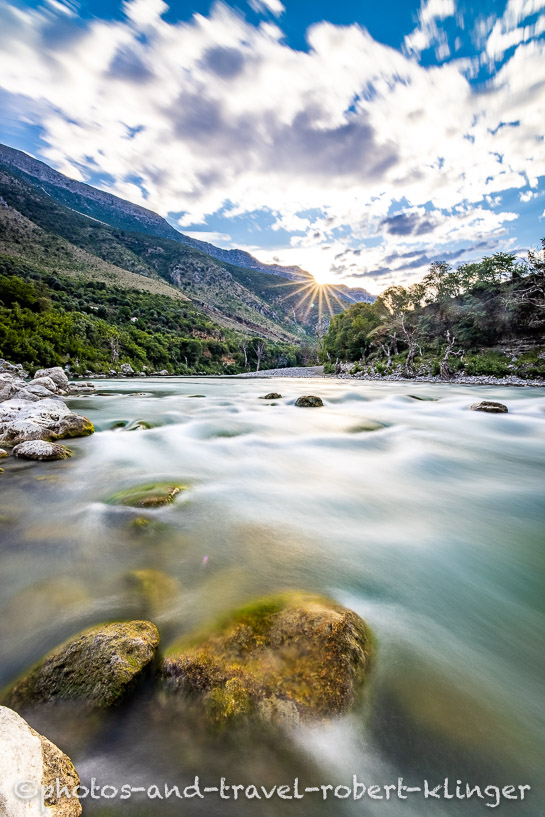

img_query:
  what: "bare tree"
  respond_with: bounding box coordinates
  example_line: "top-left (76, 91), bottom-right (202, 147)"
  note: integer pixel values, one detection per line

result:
top-left (439, 329), bottom-right (463, 380)
top-left (255, 340), bottom-right (266, 372)
top-left (241, 339), bottom-right (249, 370)
top-left (400, 314), bottom-right (420, 377)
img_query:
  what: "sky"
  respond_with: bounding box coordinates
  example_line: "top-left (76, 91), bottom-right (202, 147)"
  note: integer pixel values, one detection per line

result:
top-left (0, 0), bottom-right (544, 293)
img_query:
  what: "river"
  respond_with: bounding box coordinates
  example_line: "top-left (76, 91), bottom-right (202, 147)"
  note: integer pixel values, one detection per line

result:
top-left (1, 376), bottom-right (544, 816)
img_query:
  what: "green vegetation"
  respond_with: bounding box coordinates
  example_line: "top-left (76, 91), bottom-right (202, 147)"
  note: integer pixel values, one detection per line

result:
top-left (0, 163), bottom-right (317, 342)
top-left (323, 243), bottom-right (545, 379)
top-left (0, 256), bottom-right (309, 374)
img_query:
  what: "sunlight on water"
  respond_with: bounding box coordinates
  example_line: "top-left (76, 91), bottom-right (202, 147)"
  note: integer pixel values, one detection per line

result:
top-left (1, 376), bottom-right (544, 816)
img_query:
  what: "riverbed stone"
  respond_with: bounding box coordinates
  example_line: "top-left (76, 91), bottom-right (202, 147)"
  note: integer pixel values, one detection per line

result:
top-left (0, 447), bottom-right (8, 458)
top-left (5, 621), bottom-right (159, 710)
top-left (12, 441), bottom-right (73, 461)
top-left (161, 592), bottom-right (374, 725)
top-left (106, 482), bottom-right (186, 508)
top-left (0, 398), bottom-right (94, 444)
top-left (295, 395), bottom-right (324, 407)
top-left (0, 706), bottom-right (81, 817)
top-left (260, 392), bottom-right (283, 399)
top-left (125, 569), bottom-right (180, 620)
top-left (469, 400), bottom-right (508, 413)
top-left (33, 367), bottom-right (69, 389)
top-left (31, 376), bottom-right (58, 393)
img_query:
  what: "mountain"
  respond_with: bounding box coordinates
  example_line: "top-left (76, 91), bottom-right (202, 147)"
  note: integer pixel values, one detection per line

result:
top-left (0, 144), bottom-right (374, 343)
top-left (0, 143), bottom-right (372, 293)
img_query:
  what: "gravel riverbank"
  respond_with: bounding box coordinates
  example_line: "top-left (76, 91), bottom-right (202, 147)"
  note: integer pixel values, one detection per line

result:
top-left (237, 365), bottom-right (545, 387)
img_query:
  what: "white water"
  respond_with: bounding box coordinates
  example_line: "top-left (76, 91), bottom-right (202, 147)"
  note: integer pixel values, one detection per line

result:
top-left (1, 376), bottom-right (544, 816)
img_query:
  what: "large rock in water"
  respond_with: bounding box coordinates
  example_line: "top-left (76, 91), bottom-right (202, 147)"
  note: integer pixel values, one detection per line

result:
top-left (5, 621), bottom-right (159, 710)
top-left (161, 593), bottom-right (374, 725)
top-left (295, 395), bottom-right (324, 407)
top-left (469, 400), bottom-right (508, 414)
top-left (0, 398), bottom-right (94, 444)
top-left (0, 706), bottom-right (81, 817)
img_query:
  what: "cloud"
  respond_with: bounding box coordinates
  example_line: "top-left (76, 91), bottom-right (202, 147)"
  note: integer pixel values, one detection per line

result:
top-left (0, 0), bottom-right (542, 292)
top-left (249, 0), bottom-right (285, 17)
top-left (380, 210), bottom-right (438, 236)
top-left (182, 230), bottom-right (233, 244)
top-left (403, 0), bottom-right (456, 59)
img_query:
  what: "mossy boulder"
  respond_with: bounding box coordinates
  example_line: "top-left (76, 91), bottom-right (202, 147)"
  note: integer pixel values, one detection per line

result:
top-left (160, 593), bottom-right (374, 725)
top-left (260, 393), bottom-right (282, 400)
top-left (0, 448), bottom-right (9, 458)
top-left (469, 400), bottom-right (508, 413)
top-left (106, 482), bottom-right (186, 508)
top-left (4, 621), bottom-right (159, 710)
top-left (295, 395), bottom-right (324, 407)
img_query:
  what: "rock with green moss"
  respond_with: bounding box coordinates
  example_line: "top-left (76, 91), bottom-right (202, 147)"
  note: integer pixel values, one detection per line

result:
top-left (106, 482), bottom-right (186, 508)
top-left (160, 593), bottom-right (374, 725)
top-left (295, 395), bottom-right (324, 407)
top-left (4, 621), bottom-right (159, 710)
top-left (260, 393), bottom-right (282, 400)
top-left (0, 448), bottom-right (8, 458)
top-left (469, 400), bottom-right (508, 413)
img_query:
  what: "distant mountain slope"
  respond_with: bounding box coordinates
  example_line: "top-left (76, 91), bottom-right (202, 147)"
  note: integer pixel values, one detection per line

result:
top-left (0, 166), bottom-right (306, 341)
top-left (0, 143), bottom-right (373, 298)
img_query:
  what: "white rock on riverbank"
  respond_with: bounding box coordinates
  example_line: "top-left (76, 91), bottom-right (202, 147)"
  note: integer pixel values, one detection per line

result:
top-left (0, 367), bottom-right (94, 446)
top-left (12, 440), bottom-right (73, 460)
top-left (0, 705), bottom-right (81, 817)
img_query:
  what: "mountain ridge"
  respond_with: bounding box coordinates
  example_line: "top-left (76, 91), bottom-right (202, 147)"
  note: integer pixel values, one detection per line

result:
top-left (0, 142), bottom-right (373, 300)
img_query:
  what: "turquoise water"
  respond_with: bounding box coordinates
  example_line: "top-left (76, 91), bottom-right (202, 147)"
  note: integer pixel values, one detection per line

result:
top-left (1, 376), bottom-right (544, 816)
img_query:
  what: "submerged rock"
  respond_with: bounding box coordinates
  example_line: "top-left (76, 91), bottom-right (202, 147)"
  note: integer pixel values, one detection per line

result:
top-left (12, 441), bottom-right (73, 461)
top-left (33, 367), bottom-right (69, 390)
top-left (125, 569), bottom-right (180, 620)
top-left (0, 706), bottom-right (81, 817)
top-left (161, 592), bottom-right (374, 725)
top-left (295, 395), bottom-right (324, 407)
top-left (469, 400), bottom-right (508, 414)
top-left (5, 621), bottom-right (159, 710)
top-left (260, 392), bottom-right (283, 400)
top-left (0, 398), bottom-right (94, 444)
top-left (0, 448), bottom-right (8, 458)
top-left (106, 482), bottom-right (186, 508)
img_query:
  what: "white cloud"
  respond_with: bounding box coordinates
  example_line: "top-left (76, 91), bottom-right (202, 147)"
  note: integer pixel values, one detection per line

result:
top-left (0, 0), bottom-right (543, 291)
top-left (249, 0), bottom-right (285, 17)
top-left (404, 0), bottom-right (456, 58)
top-left (182, 230), bottom-right (233, 244)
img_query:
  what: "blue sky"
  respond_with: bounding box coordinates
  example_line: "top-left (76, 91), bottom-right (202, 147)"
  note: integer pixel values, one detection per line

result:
top-left (0, 0), bottom-right (544, 291)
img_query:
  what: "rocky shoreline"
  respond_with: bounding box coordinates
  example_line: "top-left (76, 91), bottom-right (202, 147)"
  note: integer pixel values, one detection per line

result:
top-left (238, 364), bottom-right (545, 387)
top-left (0, 360), bottom-right (95, 461)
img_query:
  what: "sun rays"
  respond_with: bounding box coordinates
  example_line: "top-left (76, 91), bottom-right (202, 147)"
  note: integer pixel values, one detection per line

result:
top-left (272, 276), bottom-right (348, 327)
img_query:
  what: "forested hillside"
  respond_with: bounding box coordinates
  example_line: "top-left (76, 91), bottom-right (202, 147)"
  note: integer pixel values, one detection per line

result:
top-left (322, 244), bottom-right (545, 380)
top-left (0, 256), bottom-right (312, 375)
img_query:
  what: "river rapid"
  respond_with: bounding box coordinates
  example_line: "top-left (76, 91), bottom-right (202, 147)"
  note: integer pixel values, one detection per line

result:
top-left (1, 376), bottom-right (544, 817)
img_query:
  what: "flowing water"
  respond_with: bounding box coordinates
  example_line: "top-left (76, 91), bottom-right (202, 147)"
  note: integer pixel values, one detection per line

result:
top-left (1, 376), bottom-right (544, 816)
